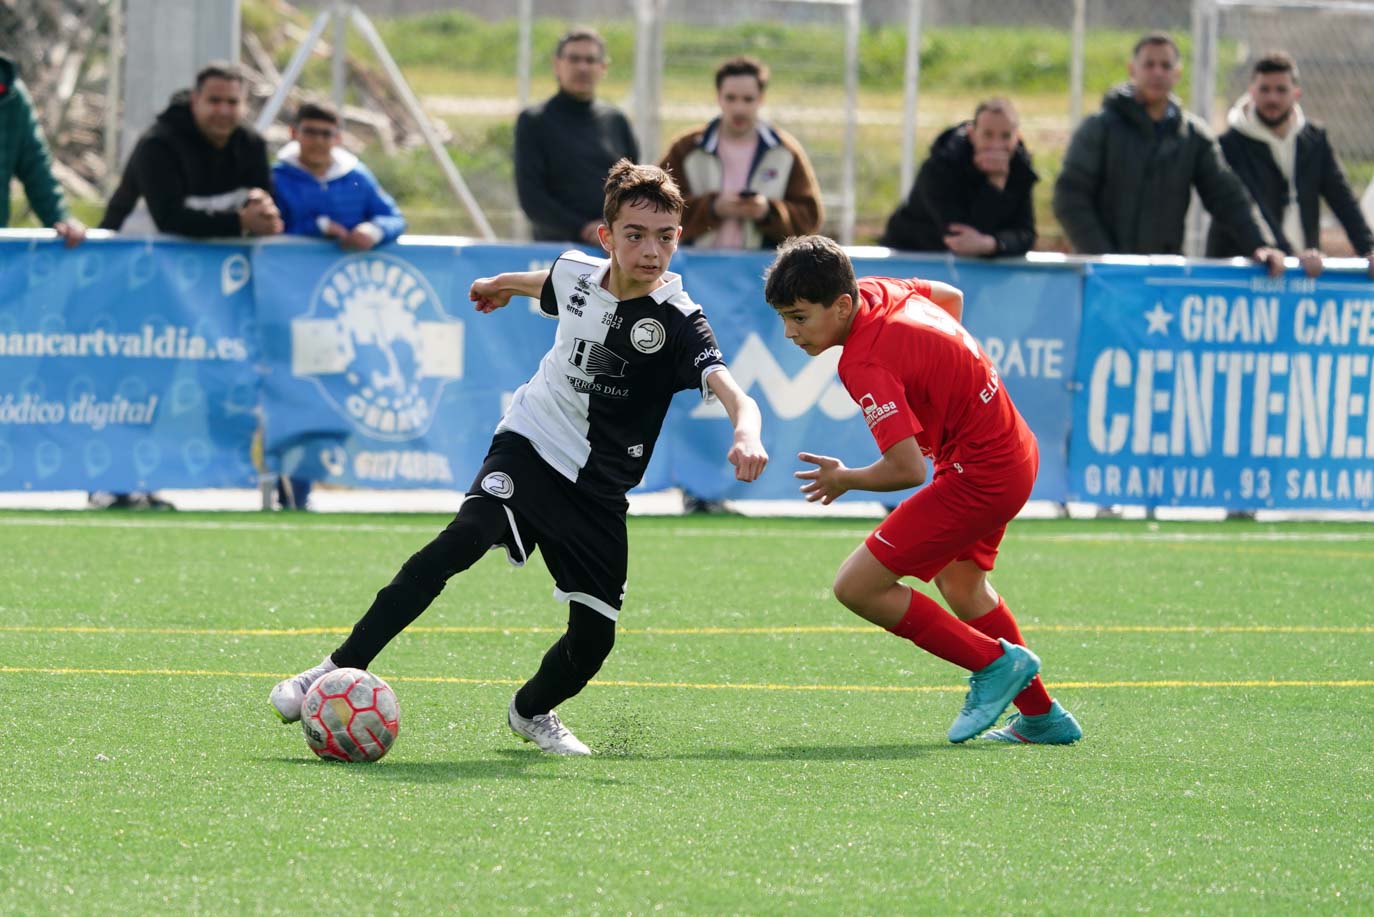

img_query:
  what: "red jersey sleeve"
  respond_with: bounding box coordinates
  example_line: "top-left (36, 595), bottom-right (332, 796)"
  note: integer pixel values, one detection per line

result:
top-left (842, 360), bottom-right (921, 454)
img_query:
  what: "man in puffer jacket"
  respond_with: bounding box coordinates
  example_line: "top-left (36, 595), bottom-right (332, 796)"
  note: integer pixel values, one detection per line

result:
top-left (880, 97), bottom-right (1036, 256)
top-left (1053, 32), bottom-right (1281, 274)
top-left (272, 102), bottom-right (406, 252)
top-left (1205, 51), bottom-right (1374, 278)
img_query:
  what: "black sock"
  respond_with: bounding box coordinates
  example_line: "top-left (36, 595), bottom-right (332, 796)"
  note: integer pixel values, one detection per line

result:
top-left (332, 498), bottom-right (510, 669)
top-left (515, 602), bottom-right (616, 717)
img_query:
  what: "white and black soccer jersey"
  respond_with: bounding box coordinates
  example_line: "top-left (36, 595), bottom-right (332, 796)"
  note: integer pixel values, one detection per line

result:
top-left (495, 250), bottom-right (727, 499)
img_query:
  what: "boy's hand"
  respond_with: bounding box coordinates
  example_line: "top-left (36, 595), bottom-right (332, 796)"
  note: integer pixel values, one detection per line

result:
top-left (727, 433), bottom-right (768, 482)
top-left (796, 452), bottom-right (849, 504)
top-left (469, 277), bottom-right (513, 313)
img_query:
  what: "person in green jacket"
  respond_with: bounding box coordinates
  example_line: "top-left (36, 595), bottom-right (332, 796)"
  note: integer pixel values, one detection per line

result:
top-left (1053, 33), bottom-right (1280, 274)
top-left (0, 54), bottom-right (84, 245)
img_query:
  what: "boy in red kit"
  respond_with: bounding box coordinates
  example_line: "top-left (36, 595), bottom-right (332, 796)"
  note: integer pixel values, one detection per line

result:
top-left (764, 235), bottom-right (1081, 744)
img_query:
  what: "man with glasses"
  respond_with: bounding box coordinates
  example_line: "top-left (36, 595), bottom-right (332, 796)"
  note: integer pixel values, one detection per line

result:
top-left (514, 28), bottom-right (639, 244)
top-left (272, 101), bottom-right (406, 253)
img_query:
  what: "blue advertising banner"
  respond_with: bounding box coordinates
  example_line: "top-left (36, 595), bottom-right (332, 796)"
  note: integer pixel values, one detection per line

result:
top-left (1069, 262), bottom-right (1374, 509)
top-left (666, 251), bottom-right (1078, 502)
top-left (0, 237), bottom-right (259, 490)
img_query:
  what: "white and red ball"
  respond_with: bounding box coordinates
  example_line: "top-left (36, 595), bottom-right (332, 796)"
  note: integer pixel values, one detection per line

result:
top-left (300, 668), bottom-right (399, 762)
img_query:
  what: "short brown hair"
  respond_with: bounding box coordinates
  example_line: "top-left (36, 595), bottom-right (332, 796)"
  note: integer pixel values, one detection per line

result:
top-left (293, 102), bottom-right (340, 126)
top-left (1253, 50), bottom-right (1300, 82)
top-left (973, 96), bottom-right (1019, 126)
top-left (603, 159), bottom-right (684, 227)
top-left (715, 56), bottom-right (769, 92)
top-left (556, 27), bottom-right (606, 60)
top-left (763, 235), bottom-right (857, 309)
top-left (194, 62), bottom-right (244, 90)
top-left (1132, 32), bottom-right (1180, 61)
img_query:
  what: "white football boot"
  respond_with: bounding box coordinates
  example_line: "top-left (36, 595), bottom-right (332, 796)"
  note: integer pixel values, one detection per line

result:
top-left (269, 655), bottom-right (338, 723)
top-left (507, 697), bottom-right (592, 755)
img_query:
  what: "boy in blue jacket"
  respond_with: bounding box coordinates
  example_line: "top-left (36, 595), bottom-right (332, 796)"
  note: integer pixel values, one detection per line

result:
top-left (271, 102), bottom-right (407, 508)
top-left (272, 102), bottom-right (406, 251)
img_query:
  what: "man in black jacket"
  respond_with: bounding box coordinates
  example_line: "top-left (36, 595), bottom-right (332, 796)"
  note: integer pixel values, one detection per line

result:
top-left (101, 62), bottom-right (281, 238)
top-left (1054, 33), bottom-right (1281, 275)
top-left (880, 97), bottom-right (1036, 257)
top-left (1205, 51), bottom-right (1374, 278)
top-left (94, 63), bottom-right (280, 512)
top-left (514, 28), bottom-right (639, 244)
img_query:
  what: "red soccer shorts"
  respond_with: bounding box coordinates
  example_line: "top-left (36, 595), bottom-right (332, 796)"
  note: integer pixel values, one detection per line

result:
top-left (864, 446), bottom-right (1039, 582)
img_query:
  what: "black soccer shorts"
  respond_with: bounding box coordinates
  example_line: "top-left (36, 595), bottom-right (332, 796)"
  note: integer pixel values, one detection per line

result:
top-left (465, 432), bottom-right (629, 620)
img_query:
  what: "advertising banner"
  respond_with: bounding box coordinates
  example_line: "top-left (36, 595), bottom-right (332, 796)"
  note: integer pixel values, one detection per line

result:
top-left (1070, 262), bottom-right (1374, 509)
top-left (0, 238), bottom-right (258, 490)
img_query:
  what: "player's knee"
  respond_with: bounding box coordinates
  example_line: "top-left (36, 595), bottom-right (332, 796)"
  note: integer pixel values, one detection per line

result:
top-left (831, 570), bottom-right (872, 615)
top-left (566, 602), bottom-right (616, 678)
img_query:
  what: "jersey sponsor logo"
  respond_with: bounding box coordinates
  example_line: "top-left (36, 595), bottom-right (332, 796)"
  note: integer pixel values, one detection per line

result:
top-left (290, 253), bottom-right (463, 441)
top-left (565, 292), bottom-right (586, 317)
top-left (575, 273), bottom-right (593, 293)
top-left (859, 392), bottom-right (899, 429)
top-left (693, 346), bottom-right (723, 367)
top-left (872, 529), bottom-right (896, 548)
top-left (628, 443), bottom-right (644, 457)
top-left (630, 318), bottom-right (666, 354)
top-left (480, 471), bottom-right (514, 498)
top-left (569, 338), bottom-right (628, 377)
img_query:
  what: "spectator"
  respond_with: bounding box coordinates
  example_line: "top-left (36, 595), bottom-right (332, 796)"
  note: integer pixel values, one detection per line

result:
top-left (515, 28), bottom-right (638, 244)
top-left (880, 97), bottom-right (1036, 257)
top-left (0, 53), bottom-right (85, 245)
top-left (95, 62), bottom-right (280, 511)
top-left (273, 102), bottom-right (406, 251)
top-left (1205, 51), bottom-right (1374, 278)
top-left (660, 55), bottom-right (823, 250)
top-left (100, 61), bottom-right (281, 239)
top-left (269, 101), bottom-right (408, 510)
top-left (1053, 32), bottom-right (1282, 275)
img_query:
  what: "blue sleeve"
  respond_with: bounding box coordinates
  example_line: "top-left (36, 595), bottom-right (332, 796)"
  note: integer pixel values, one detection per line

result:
top-left (355, 163), bottom-right (407, 244)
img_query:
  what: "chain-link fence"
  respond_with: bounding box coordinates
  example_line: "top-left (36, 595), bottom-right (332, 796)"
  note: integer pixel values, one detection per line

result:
top-left (27, 0), bottom-right (1374, 250)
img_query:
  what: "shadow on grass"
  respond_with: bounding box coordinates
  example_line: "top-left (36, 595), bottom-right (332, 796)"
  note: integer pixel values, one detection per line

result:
top-left (629, 741), bottom-right (996, 762)
top-left (257, 749), bottom-right (624, 784)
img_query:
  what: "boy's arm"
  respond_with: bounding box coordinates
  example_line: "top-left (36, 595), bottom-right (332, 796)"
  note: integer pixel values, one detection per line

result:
top-left (469, 269), bottom-right (550, 313)
top-left (796, 436), bottom-right (927, 505)
top-left (705, 369), bottom-right (768, 482)
top-left (925, 280), bottom-right (963, 322)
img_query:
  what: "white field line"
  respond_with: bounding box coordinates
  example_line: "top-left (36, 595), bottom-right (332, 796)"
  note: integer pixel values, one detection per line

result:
top-left (3, 514), bottom-right (1374, 544)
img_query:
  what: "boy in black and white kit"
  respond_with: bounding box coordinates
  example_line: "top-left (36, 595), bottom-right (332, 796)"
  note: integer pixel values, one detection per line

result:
top-left (270, 161), bottom-right (768, 754)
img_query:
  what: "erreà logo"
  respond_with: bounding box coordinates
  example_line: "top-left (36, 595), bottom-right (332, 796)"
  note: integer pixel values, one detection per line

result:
top-left (290, 253), bottom-right (464, 441)
top-left (859, 392), bottom-right (898, 428)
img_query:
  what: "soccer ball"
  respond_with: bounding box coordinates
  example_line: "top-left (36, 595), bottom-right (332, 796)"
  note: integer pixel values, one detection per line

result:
top-left (300, 668), bottom-right (400, 762)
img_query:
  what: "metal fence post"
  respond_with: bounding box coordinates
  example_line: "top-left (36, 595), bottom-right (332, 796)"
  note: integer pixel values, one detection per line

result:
top-left (899, 0), bottom-right (923, 202)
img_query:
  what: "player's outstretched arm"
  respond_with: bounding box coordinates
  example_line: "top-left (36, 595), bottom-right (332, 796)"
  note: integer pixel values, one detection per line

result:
top-left (469, 269), bottom-right (550, 313)
top-left (706, 369), bottom-right (768, 482)
top-left (925, 280), bottom-right (964, 322)
top-left (796, 435), bottom-right (926, 505)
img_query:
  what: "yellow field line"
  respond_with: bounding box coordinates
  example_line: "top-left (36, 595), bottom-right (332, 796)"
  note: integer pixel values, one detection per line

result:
top-left (3, 623), bottom-right (1372, 637)
top-left (0, 665), bottom-right (1370, 693)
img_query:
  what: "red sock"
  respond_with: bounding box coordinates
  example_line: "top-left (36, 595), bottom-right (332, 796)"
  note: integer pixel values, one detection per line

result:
top-left (966, 600), bottom-right (1053, 716)
top-left (888, 589), bottom-right (1003, 672)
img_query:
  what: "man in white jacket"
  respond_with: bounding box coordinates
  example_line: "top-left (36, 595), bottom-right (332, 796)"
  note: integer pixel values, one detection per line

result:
top-left (1205, 51), bottom-right (1374, 277)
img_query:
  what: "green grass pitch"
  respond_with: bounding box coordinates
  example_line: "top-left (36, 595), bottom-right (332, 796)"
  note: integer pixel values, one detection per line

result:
top-left (2, 511), bottom-right (1372, 913)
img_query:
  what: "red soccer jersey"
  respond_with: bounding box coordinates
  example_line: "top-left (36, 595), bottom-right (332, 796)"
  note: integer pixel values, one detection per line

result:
top-left (839, 277), bottom-right (1034, 470)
